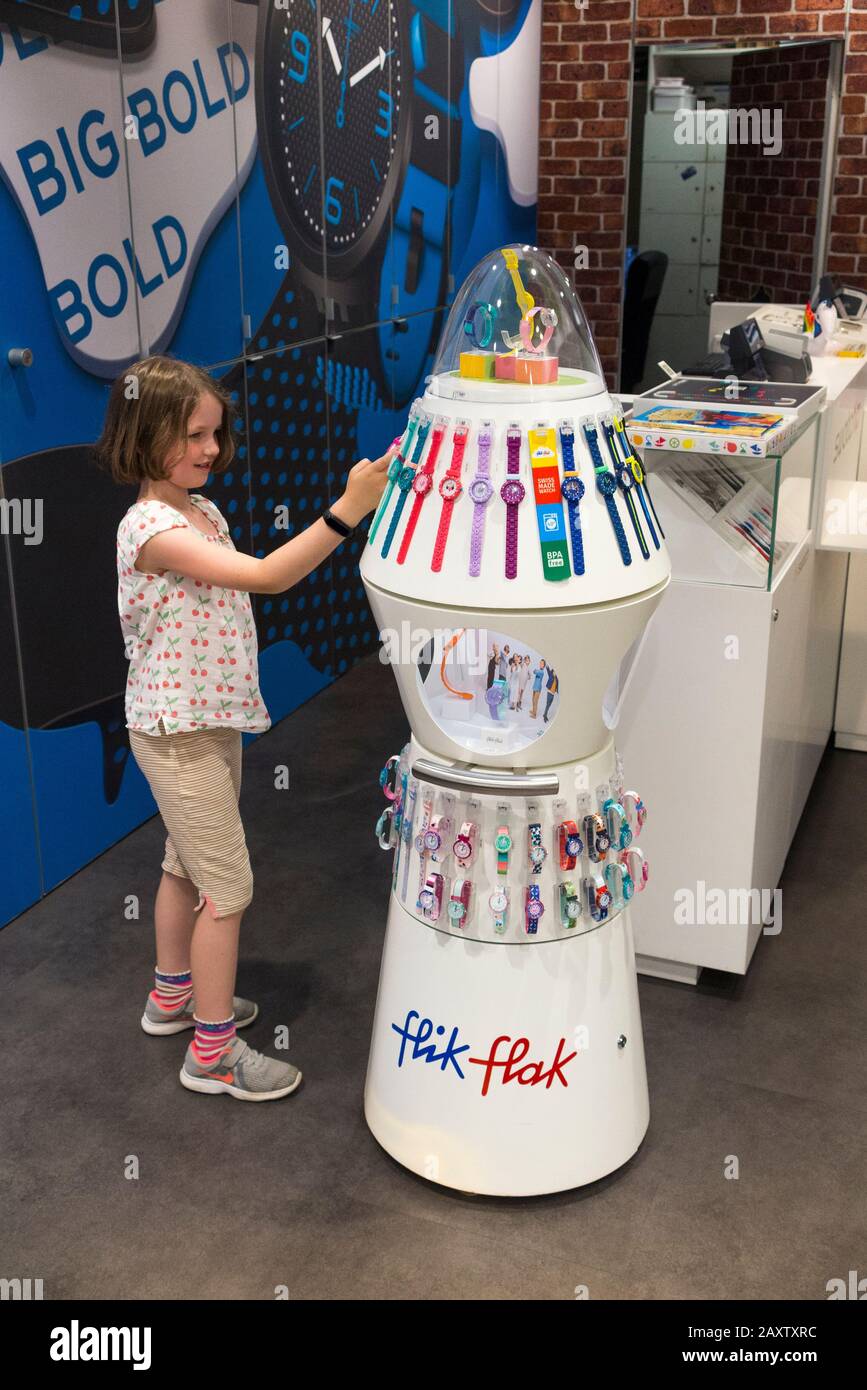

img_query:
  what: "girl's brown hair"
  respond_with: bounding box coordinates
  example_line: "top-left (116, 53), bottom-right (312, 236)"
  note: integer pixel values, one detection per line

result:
top-left (94, 354), bottom-right (240, 485)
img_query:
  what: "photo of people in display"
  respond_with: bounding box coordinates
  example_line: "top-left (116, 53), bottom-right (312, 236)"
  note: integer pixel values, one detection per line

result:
top-left (416, 628), bottom-right (561, 755)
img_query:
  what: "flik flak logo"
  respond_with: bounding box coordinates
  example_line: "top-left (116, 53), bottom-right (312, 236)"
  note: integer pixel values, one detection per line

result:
top-left (391, 1009), bottom-right (577, 1096)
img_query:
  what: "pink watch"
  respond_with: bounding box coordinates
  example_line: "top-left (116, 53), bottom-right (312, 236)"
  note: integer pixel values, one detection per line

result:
top-left (499, 424), bottom-right (525, 580)
top-left (431, 423), bottom-right (469, 572)
top-left (396, 417), bottom-right (447, 565)
top-left (452, 820), bottom-right (478, 868)
top-left (418, 871), bottom-right (444, 921)
top-left (619, 845), bottom-right (649, 891)
top-left (622, 791), bottom-right (647, 837)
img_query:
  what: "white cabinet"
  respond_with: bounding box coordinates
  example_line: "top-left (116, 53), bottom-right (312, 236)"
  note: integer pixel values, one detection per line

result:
top-left (634, 112), bottom-right (727, 384)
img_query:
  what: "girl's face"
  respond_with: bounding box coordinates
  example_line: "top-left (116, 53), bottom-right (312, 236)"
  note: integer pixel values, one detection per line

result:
top-left (164, 393), bottom-right (223, 486)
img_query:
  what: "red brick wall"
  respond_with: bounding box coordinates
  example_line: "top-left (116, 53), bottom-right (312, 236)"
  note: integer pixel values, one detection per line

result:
top-left (717, 42), bottom-right (830, 301)
top-left (539, 0), bottom-right (867, 388)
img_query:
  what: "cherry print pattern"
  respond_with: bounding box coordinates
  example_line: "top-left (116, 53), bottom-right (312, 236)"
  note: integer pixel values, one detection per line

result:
top-left (116, 495), bottom-right (271, 734)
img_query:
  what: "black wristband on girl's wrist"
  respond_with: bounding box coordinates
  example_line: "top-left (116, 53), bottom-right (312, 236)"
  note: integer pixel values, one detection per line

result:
top-left (321, 508), bottom-right (354, 538)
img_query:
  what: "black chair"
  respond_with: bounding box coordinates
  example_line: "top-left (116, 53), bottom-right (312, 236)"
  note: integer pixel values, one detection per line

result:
top-left (620, 251), bottom-right (668, 393)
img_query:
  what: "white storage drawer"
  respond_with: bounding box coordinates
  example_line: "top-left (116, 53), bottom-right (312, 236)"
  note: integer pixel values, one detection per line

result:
top-left (643, 111), bottom-right (707, 162)
top-left (655, 264), bottom-right (700, 316)
top-left (639, 212), bottom-right (702, 264)
top-left (640, 161), bottom-right (706, 215)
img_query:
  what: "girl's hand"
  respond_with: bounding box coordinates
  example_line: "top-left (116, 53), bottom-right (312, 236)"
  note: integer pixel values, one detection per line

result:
top-left (333, 439), bottom-right (402, 527)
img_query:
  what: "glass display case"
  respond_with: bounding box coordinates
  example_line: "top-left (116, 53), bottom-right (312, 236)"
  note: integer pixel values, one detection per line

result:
top-left (626, 415), bottom-right (817, 590)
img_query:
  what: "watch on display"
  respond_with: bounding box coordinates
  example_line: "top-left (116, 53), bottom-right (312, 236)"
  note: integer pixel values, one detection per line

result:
top-left (603, 798), bottom-right (632, 850)
top-left (494, 825), bottom-right (512, 875)
top-left (424, 813), bottom-right (452, 863)
top-left (369, 410), bottom-right (419, 547)
top-left (381, 413), bottom-right (434, 560)
top-left (528, 821), bottom-right (547, 873)
top-left (447, 878), bottom-right (472, 928)
top-left (601, 416), bottom-right (649, 561)
top-left (525, 883), bottom-right (545, 935)
top-left (622, 790), bottom-right (647, 836)
top-left (418, 871), bottom-right (444, 921)
top-left (620, 845), bottom-right (650, 891)
top-left (431, 423), bottom-right (470, 572)
top-left (613, 412), bottom-right (665, 544)
top-left (559, 881), bottom-right (581, 928)
top-left (452, 820), bottom-right (478, 867)
top-left (585, 875), bottom-right (611, 923)
top-left (396, 418), bottom-right (448, 565)
top-left (558, 818), bottom-right (584, 870)
top-left (500, 425), bottom-right (526, 580)
top-left (558, 421), bottom-right (586, 577)
top-left (468, 424), bottom-right (495, 578)
top-left (582, 421), bottom-right (631, 567)
top-left (489, 887), bottom-right (509, 935)
top-left (583, 812), bottom-right (610, 863)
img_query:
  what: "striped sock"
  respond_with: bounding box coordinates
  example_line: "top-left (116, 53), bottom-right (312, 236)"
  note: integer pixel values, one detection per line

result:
top-left (150, 967), bottom-right (193, 1013)
top-left (191, 1016), bottom-right (237, 1066)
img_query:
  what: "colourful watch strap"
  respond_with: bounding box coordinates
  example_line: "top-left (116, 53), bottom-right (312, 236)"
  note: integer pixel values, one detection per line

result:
top-left (368, 411), bottom-right (419, 546)
top-left (431, 424), bottom-right (469, 572)
top-left (613, 414), bottom-right (664, 545)
top-left (528, 425), bottom-right (571, 581)
top-left (558, 423), bottom-right (586, 576)
top-left (396, 418), bottom-right (447, 565)
top-left (468, 427), bottom-right (493, 578)
top-left (583, 422), bottom-right (631, 566)
top-left (525, 883), bottom-right (543, 935)
top-left (495, 825), bottom-right (511, 875)
top-left (602, 418), bottom-right (649, 560)
top-left (381, 413), bottom-right (433, 559)
top-left (501, 427), bottom-right (524, 580)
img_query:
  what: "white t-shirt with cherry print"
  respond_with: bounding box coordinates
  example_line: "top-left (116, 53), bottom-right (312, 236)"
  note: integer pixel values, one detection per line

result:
top-left (116, 493), bottom-right (271, 735)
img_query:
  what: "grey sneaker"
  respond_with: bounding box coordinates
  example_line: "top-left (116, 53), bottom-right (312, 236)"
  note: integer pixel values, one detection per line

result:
top-left (180, 1036), bottom-right (302, 1101)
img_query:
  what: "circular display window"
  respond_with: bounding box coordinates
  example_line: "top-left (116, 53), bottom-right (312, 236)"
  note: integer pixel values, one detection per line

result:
top-left (416, 627), bottom-right (561, 756)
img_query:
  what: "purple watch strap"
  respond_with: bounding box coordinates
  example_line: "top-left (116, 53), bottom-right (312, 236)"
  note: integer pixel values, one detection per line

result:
top-left (469, 432), bottom-right (492, 578)
top-left (504, 431), bottom-right (521, 581)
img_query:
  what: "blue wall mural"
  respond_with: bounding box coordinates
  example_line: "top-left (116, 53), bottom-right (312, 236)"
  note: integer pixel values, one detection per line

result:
top-left (0, 0), bottom-right (539, 927)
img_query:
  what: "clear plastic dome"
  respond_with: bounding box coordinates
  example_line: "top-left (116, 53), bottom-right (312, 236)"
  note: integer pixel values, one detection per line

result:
top-left (428, 244), bottom-right (606, 400)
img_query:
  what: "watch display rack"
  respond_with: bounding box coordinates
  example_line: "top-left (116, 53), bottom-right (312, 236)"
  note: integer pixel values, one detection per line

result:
top-left (360, 245), bottom-right (673, 1197)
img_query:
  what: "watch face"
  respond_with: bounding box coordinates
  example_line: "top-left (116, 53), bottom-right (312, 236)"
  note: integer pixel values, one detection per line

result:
top-left (565, 834), bottom-right (583, 858)
top-left (448, 901), bottom-right (466, 921)
top-left (489, 891), bottom-right (508, 913)
top-left (527, 900), bottom-right (544, 920)
top-left (565, 898), bottom-right (580, 919)
top-left (500, 479), bottom-right (526, 506)
top-left (596, 471), bottom-right (618, 497)
top-left (561, 475), bottom-right (585, 503)
top-left (439, 476), bottom-right (462, 501)
top-left (596, 831), bottom-right (611, 853)
top-left (530, 845), bottom-right (547, 864)
top-left (413, 472), bottom-right (434, 496)
top-left (469, 476), bottom-right (494, 505)
top-left (453, 838), bottom-right (471, 861)
top-left (616, 466), bottom-right (634, 489)
top-left (422, 830), bottom-right (441, 852)
top-left (257, 1), bottom-right (406, 271)
top-left (398, 466), bottom-right (416, 492)
top-left (418, 889), bottom-right (434, 910)
top-left (494, 832), bottom-right (511, 853)
top-left (598, 888), bottom-right (612, 909)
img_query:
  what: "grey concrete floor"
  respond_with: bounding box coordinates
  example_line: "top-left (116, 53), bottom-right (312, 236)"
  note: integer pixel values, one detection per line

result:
top-left (1, 654), bottom-right (865, 1300)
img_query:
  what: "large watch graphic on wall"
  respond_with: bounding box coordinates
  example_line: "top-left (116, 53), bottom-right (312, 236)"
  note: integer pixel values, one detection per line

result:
top-left (255, 0), bottom-right (463, 408)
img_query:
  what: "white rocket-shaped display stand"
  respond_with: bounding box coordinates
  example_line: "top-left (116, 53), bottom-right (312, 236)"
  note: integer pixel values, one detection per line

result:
top-left (361, 245), bottom-right (671, 1197)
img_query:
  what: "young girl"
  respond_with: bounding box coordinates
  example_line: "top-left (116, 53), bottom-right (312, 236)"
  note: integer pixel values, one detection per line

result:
top-left (98, 355), bottom-right (395, 1103)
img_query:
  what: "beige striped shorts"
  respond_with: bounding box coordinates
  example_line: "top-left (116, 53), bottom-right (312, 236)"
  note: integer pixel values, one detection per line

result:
top-left (128, 719), bottom-right (253, 918)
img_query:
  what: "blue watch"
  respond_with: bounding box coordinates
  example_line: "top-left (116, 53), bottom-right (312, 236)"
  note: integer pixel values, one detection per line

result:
top-left (583, 422), bottom-right (631, 567)
top-left (558, 421), bottom-right (586, 576)
top-left (381, 413), bottom-right (433, 558)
